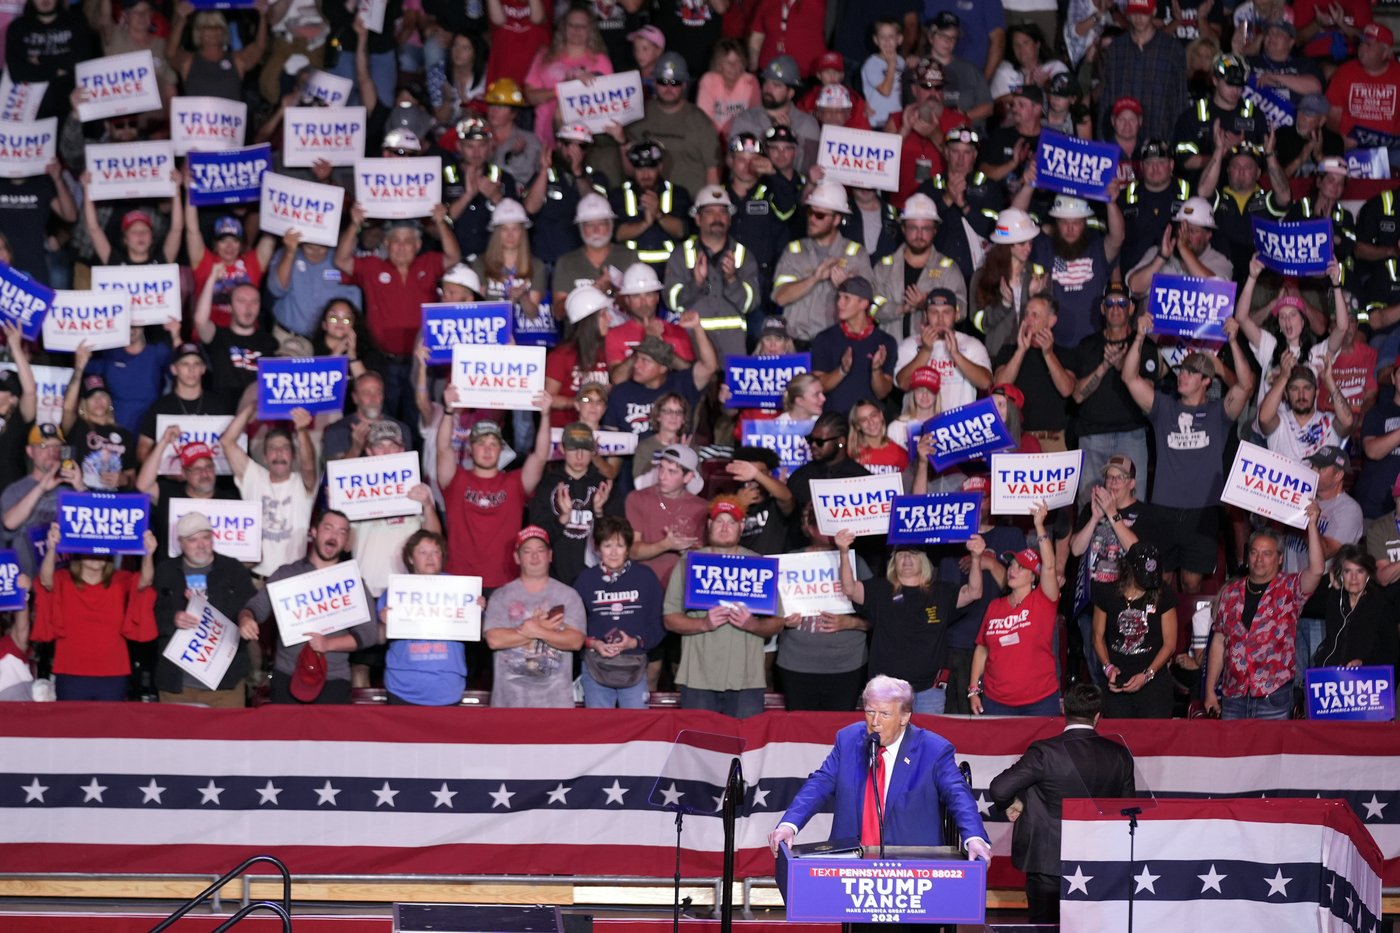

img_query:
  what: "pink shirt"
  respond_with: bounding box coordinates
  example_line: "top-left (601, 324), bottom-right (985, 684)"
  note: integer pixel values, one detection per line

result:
top-left (525, 49), bottom-right (613, 146)
top-left (696, 72), bottom-right (761, 136)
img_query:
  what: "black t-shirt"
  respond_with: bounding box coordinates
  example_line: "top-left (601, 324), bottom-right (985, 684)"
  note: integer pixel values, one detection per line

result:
top-left (1092, 585), bottom-right (1177, 678)
top-left (650, 0), bottom-right (723, 84)
top-left (605, 371), bottom-right (702, 435)
top-left (67, 418), bottom-right (137, 491)
top-left (992, 343), bottom-right (1072, 432)
top-left (862, 575), bottom-right (962, 691)
top-left (1072, 332), bottom-right (1155, 436)
top-left (526, 464), bottom-right (608, 586)
top-left (0, 412), bottom-right (33, 495)
top-left (0, 176), bottom-right (56, 284)
top-left (1075, 499), bottom-right (1162, 596)
top-left (740, 498), bottom-right (789, 555)
top-left (205, 328), bottom-right (281, 397)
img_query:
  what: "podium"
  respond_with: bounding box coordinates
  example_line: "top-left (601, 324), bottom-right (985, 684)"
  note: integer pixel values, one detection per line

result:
top-left (776, 842), bottom-right (987, 925)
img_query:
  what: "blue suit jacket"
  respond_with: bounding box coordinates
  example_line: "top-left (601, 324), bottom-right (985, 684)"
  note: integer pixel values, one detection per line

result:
top-left (780, 722), bottom-right (987, 847)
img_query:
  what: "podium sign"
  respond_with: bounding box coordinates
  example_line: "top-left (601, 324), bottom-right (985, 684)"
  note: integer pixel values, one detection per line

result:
top-left (776, 845), bottom-right (986, 924)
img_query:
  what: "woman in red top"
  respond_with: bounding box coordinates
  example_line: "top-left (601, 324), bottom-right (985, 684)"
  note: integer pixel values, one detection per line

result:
top-left (969, 502), bottom-right (1060, 716)
top-left (31, 523), bottom-right (157, 702)
top-left (848, 398), bottom-right (908, 475)
top-left (545, 285), bottom-right (613, 428)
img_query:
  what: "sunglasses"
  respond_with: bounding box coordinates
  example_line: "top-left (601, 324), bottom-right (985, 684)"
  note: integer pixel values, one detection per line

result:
top-left (656, 79), bottom-right (684, 87)
top-left (808, 210), bottom-right (833, 220)
top-left (110, 119), bottom-right (138, 130)
top-left (807, 435), bottom-right (840, 447)
top-left (1103, 298), bottom-right (1131, 308)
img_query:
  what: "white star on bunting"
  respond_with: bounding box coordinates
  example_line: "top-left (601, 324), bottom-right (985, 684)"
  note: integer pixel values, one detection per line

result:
top-left (21, 778), bottom-right (48, 803)
top-left (1265, 868), bottom-right (1293, 897)
top-left (139, 779), bottom-right (166, 804)
top-left (1197, 864), bottom-right (1227, 893)
top-left (1133, 866), bottom-right (1160, 894)
top-left (1362, 794), bottom-right (1387, 820)
top-left (975, 793), bottom-right (992, 816)
top-left (1064, 866), bottom-right (1093, 896)
top-left (658, 783), bottom-right (684, 807)
top-left (314, 781), bottom-right (341, 806)
top-left (256, 781), bottom-right (283, 806)
top-left (80, 778), bottom-right (107, 803)
top-left (372, 782), bottom-right (400, 808)
top-left (751, 787), bottom-right (770, 808)
top-left (431, 783), bottom-right (457, 809)
top-left (602, 779), bottom-right (629, 805)
top-left (489, 783), bottom-right (515, 809)
top-left (198, 780), bottom-right (225, 805)
top-left (546, 783), bottom-right (572, 805)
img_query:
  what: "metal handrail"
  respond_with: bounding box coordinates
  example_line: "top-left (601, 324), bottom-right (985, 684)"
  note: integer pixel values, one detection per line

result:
top-left (148, 855), bottom-right (291, 933)
top-left (211, 901), bottom-right (293, 932)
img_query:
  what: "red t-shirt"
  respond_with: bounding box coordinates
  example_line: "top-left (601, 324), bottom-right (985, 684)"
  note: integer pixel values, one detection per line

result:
top-left (488, 0), bottom-right (552, 84)
top-left (1326, 59), bottom-right (1400, 138)
top-left (752, 0), bottom-right (827, 78)
top-left (604, 320), bottom-right (697, 367)
top-left (194, 251), bottom-right (264, 331)
top-left (545, 343), bottom-right (611, 427)
top-left (444, 468), bottom-right (526, 588)
top-left (856, 440), bottom-right (908, 475)
top-left (1318, 340), bottom-right (1378, 417)
top-left (1293, 0), bottom-right (1372, 59)
top-left (347, 253), bottom-right (448, 356)
top-left (31, 570), bottom-right (157, 677)
top-left (977, 586), bottom-right (1058, 707)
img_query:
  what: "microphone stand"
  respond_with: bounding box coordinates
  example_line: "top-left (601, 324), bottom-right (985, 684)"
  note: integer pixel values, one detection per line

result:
top-left (720, 757), bottom-right (743, 933)
top-left (868, 735), bottom-right (886, 860)
top-left (1121, 806), bottom-right (1141, 933)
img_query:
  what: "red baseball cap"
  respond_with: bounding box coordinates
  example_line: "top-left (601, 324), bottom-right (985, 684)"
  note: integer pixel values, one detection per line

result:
top-left (815, 51), bottom-right (844, 73)
top-left (178, 441), bottom-right (215, 469)
top-left (911, 366), bottom-right (942, 392)
top-left (1001, 547), bottom-right (1042, 575)
top-left (1361, 23), bottom-right (1394, 46)
top-left (710, 497), bottom-right (746, 521)
top-left (516, 525), bottom-right (551, 548)
top-left (289, 643), bottom-right (327, 702)
top-left (961, 475), bottom-right (990, 493)
top-left (991, 383), bottom-right (1025, 412)
top-left (1112, 96), bottom-right (1143, 118)
top-left (1124, 0), bottom-right (1154, 13)
top-left (121, 210), bottom-right (153, 231)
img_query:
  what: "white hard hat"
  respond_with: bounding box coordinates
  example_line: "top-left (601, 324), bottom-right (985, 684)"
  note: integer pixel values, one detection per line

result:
top-left (989, 208), bottom-right (1039, 244)
top-left (1048, 194), bottom-right (1094, 220)
top-left (805, 180), bottom-right (850, 214)
top-left (1317, 156), bottom-right (1350, 177)
top-left (557, 123), bottom-right (594, 143)
top-left (565, 285), bottom-right (612, 324)
top-left (574, 193), bottom-right (616, 224)
top-left (690, 184), bottom-right (735, 216)
top-left (900, 193), bottom-right (940, 223)
top-left (382, 127), bottom-right (422, 152)
top-left (1172, 196), bottom-right (1217, 229)
top-left (618, 262), bottom-right (664, 295)
top-left (489, 197), bottom-right (531, 228)
top-left (442, 263), bottom-right (481, 294)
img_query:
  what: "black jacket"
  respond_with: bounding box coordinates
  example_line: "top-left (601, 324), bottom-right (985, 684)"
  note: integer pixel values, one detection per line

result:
top-left (153, 553), bottom-right (257, 694)
top-left (989, 726), bottom-right (1137, 876)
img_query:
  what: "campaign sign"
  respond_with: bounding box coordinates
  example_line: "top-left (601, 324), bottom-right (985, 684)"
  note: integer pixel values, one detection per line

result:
top-left (188, 145), bottom-right (271, 207)
top-left (1348, 126), bottom-right (1400, 152)
top-left (304, 70), bottom-right (353, 109)
top-left (259, 173), bottom-right (344, 247)
top-left (683, 551), bottom-right (779, 615)
top-left (384, 573), bottom-right (482, 641)
top-left (921, 398), bottom-right (1015, 472)
top-left (0, 117), bottom-right (57, 179)
top-left (91, 263), bottom-right (181, 327)
top-left (0, 260), bottom-right (54, 341)
top-left (85, 140), bottom-right (177, 202)
top-left (166, 498), bottom-right (262, 562)
top-left (776, 550), bottom-right (854, 618)
top-left (359, 0), bottom-right (388, 32)
top-left (741, 419), bottom-right (813, 475)
top-left (777, 847), bottom-right (986, 925)
top-left (547, 427), bottom-right (637, 460)
top-left (450, 343), bottom-right (545, 411)
top-left (725, 354), bottom-right (811, 410)
top-left (514, 303), bottom-right (560, 347)
top-left (257, 356), bottom-right (349, 419)
top-left (989, 449), bottom-right (1084, 515)
top-left (422, 301), bottom-right (513, 364)
top-left (75, 51), bottom-right (162, 122)
top-left (0, 72), bottom-right (46, 123)
top-left (161, 595), bottom-right (241, 690)
top-left (1243, 75), bottom-right (1295, 130)
top-left (1346, 148), bottom-right (1391, 181)
top-left (1305, 666), bottom-right (1395, 722)
top-left (0, 549), bottom-right (23, 611)
top-left (887, 492), bottom-right (981, 545)
top-left (1252, 216), bottom-right (1333, 277)
top-left (0, 363), bottom-right (70, 426)
top-left (326, 451), bottom-right (423, 521)
top-left (1220, 440), bottom-right (1317, 529)
top-left (283, 106), bottom-right (368, 168)
top-left (1035, 131), bottom-right (1119, 202)
top-left (556, 71), bottom-right (645, 133)
top-left (170, 96), bottom-right (247, 155)
top-left (1147, 274), bottom-right (1236, 346)
top-left (817, 124), bottom-right (902, 193)
top-left (29, 524), bottom-right (67, 571)
top-left (41, 290), bottom-right (130, 353)
top-left (154, 414), bottom-right (241, 476)
top-left (55, 490), bottom-right (149, 555)
top-left (268, 559), bottom-right (371, 647)
top-left (354, 156), bottom-right (442, 220)
top-left (809, 472), bottom-right (904, 538)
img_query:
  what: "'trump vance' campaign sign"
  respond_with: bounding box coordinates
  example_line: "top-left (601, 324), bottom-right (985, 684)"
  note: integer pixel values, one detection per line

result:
top-left (0, 549), bottom-right (24, 611)
top-left (809, 472), bottom-right (904, 537)
top-left (188, 145), bottom-right (271, 207)
top-left (0, 73), bottom-right (46, 123)
top-left (422, 301), bottom-right (513, 364)
top-left (155, 415), bottom-right (240, 476)
top-left (91, 263), bottom-right (181, 327)
top-left (303, 71), bottom-right (353, 108)
top-left (283, 106), bottom-right (368, 167)
top-left (0, 363), bottom-right (69, 425)
top-left (0, 260), bottom-right (54, 340)
top-left (450, 344), bottom-right (546, 410)
top-left (920, 398), bottom-right (1016, 471)
top-left (260, 173), bottom-right (344, 247)
top-left (556, 71), bottom-right (644, 133)
top-left (776, 550), bottom-right (854, 618)
top-left (1253, 216), bottom-right (1333, 277)
top-left (990, 449), bottom-right (1084, 514)
top-left (41, 290), bottom-right (130, 352)
top-left (166, 498), bottom-right (262, 562)
top-left (385, 573), bottom-right (483, 641)
top-left (1221, 440), bottom-right (1317, 529)
top-left (817, 125), bottom-right (902, 193)
top-left (268, 560), bottom-right (371, 647)
top-left (1305, 666), bottom-right (1395, 722)
top-left (75, 51), bottom-right (162, 122)
top-left (170, 96), bottom-right (247, 155)
top-left (1243, 75), bottom-right (1295, 130)
top-left (354, 157), bottom-right (442, 219)
top-left (887, 493), bottom-right (981, 545)
top-left (326, 451), bottom-right (423, 521)
top-left (741, 420), bottom-right (813, 474)
top-left (162, 595), bottom-right (241, 689)
top-left (1147, 274), bottom-right (1236, 345)
top-left (257, 357), bottom-right (349, 419)
top-left (1035, 132), bottom-right (1119, 202)
top-left (683, 551), bottom-right (779, 615)
top-left (725, 354), bottom-right (811, 409)
top-left (0, 118), bottom-right (57, 179)
top-left (56, 491), bottom-right (149, 555)
top-left (85, 141), bottom-right (177, 201)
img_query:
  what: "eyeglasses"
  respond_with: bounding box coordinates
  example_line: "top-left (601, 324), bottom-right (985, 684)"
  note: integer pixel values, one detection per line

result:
top-left (656, 79), bottom-right (684, 87)
top-left (326, 314), bottom-right (354, 324)
top-left (384, 147), bottom-right (414, 156)
top-left (1103, 298), bottom-right (1131, 308)
top-left (658, 407), bottom-right (685, 416)
top-left (807, 435), bottom-right (840, 447)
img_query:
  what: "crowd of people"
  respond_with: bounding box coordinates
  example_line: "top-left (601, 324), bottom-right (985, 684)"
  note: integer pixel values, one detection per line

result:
top-left (0, 0), bottom-right (1398, 718)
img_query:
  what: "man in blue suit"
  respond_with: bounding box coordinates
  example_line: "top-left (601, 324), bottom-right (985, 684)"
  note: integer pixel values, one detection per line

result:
top-left (768, 675), bottom-right (993, 863)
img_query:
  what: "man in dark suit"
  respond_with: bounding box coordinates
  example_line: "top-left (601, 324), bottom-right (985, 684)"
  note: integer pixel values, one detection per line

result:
top-left (989, 683), bottom-right (1137, 923)
top-left (767, 675), bottom-right (992, 863)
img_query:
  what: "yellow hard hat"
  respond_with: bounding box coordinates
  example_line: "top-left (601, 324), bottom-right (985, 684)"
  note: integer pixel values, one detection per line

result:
top-left (485, 78), bottom-right (525, 107)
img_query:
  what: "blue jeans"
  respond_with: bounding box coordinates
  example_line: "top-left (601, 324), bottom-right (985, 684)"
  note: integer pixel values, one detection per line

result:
top-left (981, 692), bottom-right (1062, 716)
top-left (1221, 685), bottom-right (1293, 720)
top-left (1076, 609), bottom-right (1107, 686)
top-left (327, 48), bottom-right (397, 112)
top-left (679, 685), bottom-right (765, 719)
top-left (581, 668), bottom-right (647, 709)
top-left (1076, 429), bottom-right (1148, 506)
top-left (1295, 616), bottom-right (1325, 688)
top-left (913, 684), bottom-right (946, 714)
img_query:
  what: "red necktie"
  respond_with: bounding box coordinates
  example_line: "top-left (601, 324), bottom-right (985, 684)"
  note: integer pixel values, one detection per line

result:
top-left (861, 745), bottom-right (886, 847)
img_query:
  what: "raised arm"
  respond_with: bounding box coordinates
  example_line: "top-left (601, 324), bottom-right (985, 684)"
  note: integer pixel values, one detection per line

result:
top-left (137, 424), bottom-right (183, 501)
top-left (1257, 348), bottom-right (1292, 437)
top-left (334, 203), bottom-right (365, 277)
top-left (5, 324), bottom-right (37, 423)
top-left (59, 342), bottom-right (93, 434)
top-left (955, 535), bottom-right (986, 607)
top-left (79, 172), bottom-right (112, 264)
top-left (1121, 314), bottom-right (1158, 413)
top-left (1299, 501), bottom-right (1325, 596)
top-left (1220, 317), bottom-right (1254, 420)
top-left (834, 529), bottom-right (863, 605)
top-left (1030, 503), bottom-right (1058, 602)
top-left (436, 385), bottom-right (461, 488)
top-left (518, 391), bottom-right (555, 495)
top-left (220, 402), bottom-right (257, 480)
top-left (192, 262), bottom-right (221, 344)
top-left (1235, 254), bottom-right (1266, 348)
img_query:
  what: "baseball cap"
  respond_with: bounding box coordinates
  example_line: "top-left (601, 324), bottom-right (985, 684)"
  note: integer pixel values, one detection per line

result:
top-left (931, 10), bottom-right (960, 32)
top-left (469, 420), bottom-right (503, 442)
top-left (1000, 547), bottom-right (1043, 574)
top-left (627, 24), bottom-right (665, 48)
top-left (1103, 454), bottom-right (1136, 478)
top-left (815, 50), bottom-right (844, 73)
top-left (709, 496), bottom-right (746, 521)
top-left (1112, 96), bottom-right (1143, 118)
top-left (991, 383), bottom-right (1025, 411)
top-left (1318, 157), bottom-right (1349, 177)
top-left (837, 276), bottom-right (874, 302)
top-left (289, 643), bottom-right (327, 702)
top-left (1299, 94), bottom-right (1331, 117)
top-left (213, 216), bottom-right (244, 240)
top-left (1124, 0), bottom-right (1154, 12)
top-left (961, 474), bottom-right (989, 493)
top-left (656, 444), bottom-right (699, 474)
top-left (516, 525), bottom-right (551, 548)
top-left (173, 342), bottom-right (207, 363)
top-left (0, 371), bottom-right (21, 397)
top-left (577, 382), bottom-right (610, 404)
top-left (759, 316), bottom-right (789, 341)
top-left (1361, 24), bottom-right (1395, 46)
top-left (634, 334), bottom-right (678, 369)
top-left (28, 423), bottom-right (64, 445)
top-left (1286, 364), bottom-right (1318, 387)
top-left (80, 374), bottom-right (110, 400)
top-left (926, 287), bottom-right (958, 308)
top-left (560, 421), bottom-right (596, 451)
top-left (1178, 351), bottom-right (1216, 377)
top-left (1307, 445), bottom-right (1347, 471)
top-left (911, 366), bottom-right (941, 392)
top-left (121, 210), bottom-right (153, 231)
top-left (1013, 84), bottom-right (1044, 107)
top-left (178, 441), bottom-right (215, 469)
top-left (365, 420), bottom-right (404, 448)
top-left (1047, 73), bottom-right (1080, 97)
top-left (175, 511), bottom-right (214, 538)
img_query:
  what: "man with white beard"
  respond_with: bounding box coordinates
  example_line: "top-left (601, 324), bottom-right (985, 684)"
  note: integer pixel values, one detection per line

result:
top-left (550, 194), bottom-right (640, 310)
top-left (321, 372), bottom-right (415, 462)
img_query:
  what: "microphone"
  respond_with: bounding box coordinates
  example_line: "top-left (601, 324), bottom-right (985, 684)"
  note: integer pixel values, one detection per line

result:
top-left (866, 729), bottom-right (881, 769)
